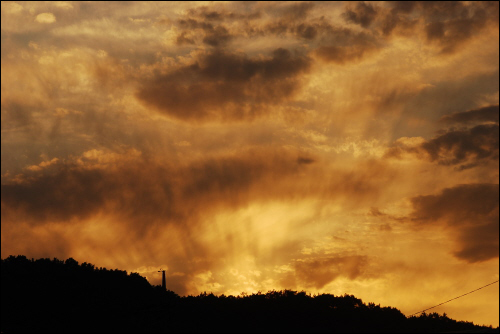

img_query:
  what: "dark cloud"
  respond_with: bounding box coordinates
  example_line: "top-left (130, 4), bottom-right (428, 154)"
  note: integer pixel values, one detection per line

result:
top-left (136, 48), bottom-right (311, 122)
top-left (314, 43), bottom-right (376, 64)
top-left (411, 183), bottom-right (499, 262)
top-left (390, 1), bottom-right (418, 14)
top-left (186, 5), bottom-right (262, 22)
top-left (357, 1), bottom-right (500, 54)
top-left (178, 6), bottom-right (325, 43)
top-left (176, 18), bottom-right (233, 47)
top-left (1, 147), bottom-right (396, 232)
top-left (173, 2), bottom-right (384, 65)
top-left (369, 207), bottom-right (405, 223)
top-left (342, 2), bottom-right (378, 28)
top-left (202, 25), bottom-right (232, 47)
top-left (173, 4), bottom-right (264, 47)
top-left (173, 1), bottom-right (385, 66)
top-left (1, 99), bottom-right (40, 134)
top-left (453, 217), bottom-right (499, 263)
top-left (380, 12), bottom-right (418, 36)
top-left (294, 23), bottom-right (318, 39)
top-left (176, 31), bottom-right (195, 45)
top-left (191, 8), bottom-right (224, 22)
top-left (294, 255), bottom-right (369, 289)
top-left (440, 105), bottom-right (499, 125)
top-left (259, 20), bottom-right (328, 40)
top-left (1, 147), bottom-right (396, 291)
top-left (0, 148), bottom-right (315, 228)
top-left (297, 157), bottom-right (315, 165)
top-left (314, 28), bottom-right (382, 64)
top-left (424, 16), bottom-right (485, 54)
top-left (382, 1), bottom-right (499, 53)
top-left (256, 17), bottom-right (383, 64)
top-left (0, 161), bottom-right (142, 224)
top-left (386, 100), bottom-right (499, 168)
top-left (420, 124), bottom-right (499, 165)
top-left (261, 20), bottom-right (331, 41)
top-left (343, 1), bottom-right (416, 36)
top-left (384, 69), bottom-right (499, 140)
top-left (177, 18), bottom-right (214, 30)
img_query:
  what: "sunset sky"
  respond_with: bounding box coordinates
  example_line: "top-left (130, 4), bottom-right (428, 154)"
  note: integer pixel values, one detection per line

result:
top-left (1, 1), bottom-right (499, 327)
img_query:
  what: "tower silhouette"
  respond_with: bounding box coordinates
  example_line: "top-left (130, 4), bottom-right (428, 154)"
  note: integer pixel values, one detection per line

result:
top-left (158, 269), bottom-right (166, 291)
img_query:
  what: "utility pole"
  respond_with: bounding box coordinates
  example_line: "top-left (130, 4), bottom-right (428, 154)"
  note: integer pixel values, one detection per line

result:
top-left (158, 269), bottom-right (166, 291)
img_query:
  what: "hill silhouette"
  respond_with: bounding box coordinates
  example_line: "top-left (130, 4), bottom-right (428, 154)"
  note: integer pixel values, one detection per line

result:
top-left (1, 255), bottom-right (497, 333)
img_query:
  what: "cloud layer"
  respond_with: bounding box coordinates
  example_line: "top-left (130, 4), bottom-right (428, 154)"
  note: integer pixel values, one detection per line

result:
top-left (1, 1), bottom-right (499, 328)
top-left (137, 49), bottom-right (311, 122)
top-left (411, 183), bottom-right (499, 262)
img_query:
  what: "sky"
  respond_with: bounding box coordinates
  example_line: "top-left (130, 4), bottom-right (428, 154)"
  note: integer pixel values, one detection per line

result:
top-left (1, 0), bottom-right (499, 327)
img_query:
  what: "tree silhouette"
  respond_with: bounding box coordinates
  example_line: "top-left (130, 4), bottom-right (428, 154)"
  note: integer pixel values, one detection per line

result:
top-left (1, 255), bottom-right (496, 333)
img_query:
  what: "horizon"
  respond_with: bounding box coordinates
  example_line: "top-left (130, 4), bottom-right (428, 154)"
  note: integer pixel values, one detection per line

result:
top-left (2, 253), bottom-right (498, 328)
top-left (1, 1), bottom-right (499, 328)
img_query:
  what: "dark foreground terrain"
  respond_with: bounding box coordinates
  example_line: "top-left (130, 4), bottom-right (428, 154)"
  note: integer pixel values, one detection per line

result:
top-left (1, 255), bottom-right (498, 333)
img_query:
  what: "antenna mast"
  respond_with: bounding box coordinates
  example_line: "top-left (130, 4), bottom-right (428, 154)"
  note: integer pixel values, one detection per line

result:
top-left (158, 269), bottom-right (166, 291)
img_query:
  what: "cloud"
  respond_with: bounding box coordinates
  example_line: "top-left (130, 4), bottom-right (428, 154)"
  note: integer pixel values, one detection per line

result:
top-left (176, 18), bottom-right (233, 47)
top-left (257, 15), bottom-right (384, 64)
top-left (386, 124), bottom-right (499, 167)
top-left (440, 105), bottom-right (499, 125)
top-left (420, 124), bottom-right (499, 165)
top-left (382, 1), bottom-right (499, 53)
top-left (202, 25), bottom-right (232, 47)
top-left (1, 99), bottom-right (38, 132)
top-left (421, 1), bottom-right (498, 54)
top-left (3, 2), bottom-right (24, 14)
top-left (1, 148), bottom-right (315, 227)
top-left (338, 1), bottom-right (499, 55)
top-left (1, 146), bottom-right (398, 232)
top-left (342, 2), bottom-right (378, 28)
top-left (297, 157), bottom-right (315, 165)
top-left (2, 145), bottom-right (396, 295)
top-left (185, 5), bottom-right (262, 22)
top-left (381, 70), bottom-right (500, 141)
top-left (293, 255), bottom-right (369, 289)
top-left (1, 1), bottom-right (499, 325)
top-left (258, 17), bottom-right (333, 43)
top-left (35, 13), bottom-right (56, 24)
top-left (136, 48), bottom-right (311, 122)
top-left (53, 2), bottom-right (73, 10)
top-left (386, 101), bottom-right (499, 168)
top-left (411, 183), bottom-right (499, 262)
top-left (172, 1), bottom-right (384, 65)
top-left (172, 3), bottom-right (264, 47)
top-left (279, 1), bottom-right (315, 21)
top-left (314, 27), bottom-right (382, 64)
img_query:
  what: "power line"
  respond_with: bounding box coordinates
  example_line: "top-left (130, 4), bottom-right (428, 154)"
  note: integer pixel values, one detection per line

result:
top-left (409, 280), bottom-right (499, 316)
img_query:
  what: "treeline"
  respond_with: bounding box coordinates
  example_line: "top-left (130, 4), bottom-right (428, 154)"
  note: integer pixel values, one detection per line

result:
top-left (1, 255), bottom-right (496, 333)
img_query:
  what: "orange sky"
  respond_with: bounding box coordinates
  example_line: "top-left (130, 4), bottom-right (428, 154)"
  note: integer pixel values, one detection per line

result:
top-left (1, 1), bottom-right (499, 327)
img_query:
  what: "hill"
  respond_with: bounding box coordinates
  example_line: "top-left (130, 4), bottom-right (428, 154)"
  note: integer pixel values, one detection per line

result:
top-left (1, 255), bottom-right (497, 333)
